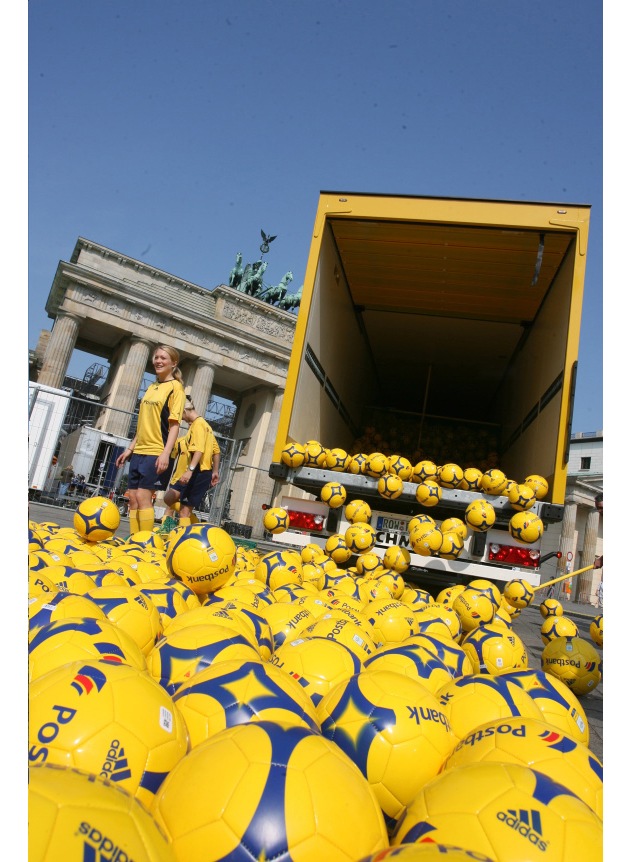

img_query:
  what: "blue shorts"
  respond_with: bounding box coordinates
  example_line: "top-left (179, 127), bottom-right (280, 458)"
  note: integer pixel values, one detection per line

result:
top-left (170, 468), bottom-right (212, 508)
top-left (127, 453), bottom-right (172, 492)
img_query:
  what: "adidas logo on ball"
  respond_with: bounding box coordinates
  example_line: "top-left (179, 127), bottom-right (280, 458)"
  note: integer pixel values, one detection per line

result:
top-left (497, 808), bottom-right (546, 849)
top-left (99, 739), bottom-right (131, 782)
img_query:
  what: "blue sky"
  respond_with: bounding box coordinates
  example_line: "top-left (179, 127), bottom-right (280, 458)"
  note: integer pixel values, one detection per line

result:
top-left (27, 0), bottom-right (603, 431)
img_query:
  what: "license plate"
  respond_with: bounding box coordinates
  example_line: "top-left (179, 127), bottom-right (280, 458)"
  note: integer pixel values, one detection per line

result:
top-left (375, 515), bottom-right (409, 533)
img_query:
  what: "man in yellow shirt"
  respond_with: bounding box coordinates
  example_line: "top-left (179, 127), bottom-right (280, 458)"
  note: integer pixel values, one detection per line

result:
top-left (162, 398), bottom-right (220, 528)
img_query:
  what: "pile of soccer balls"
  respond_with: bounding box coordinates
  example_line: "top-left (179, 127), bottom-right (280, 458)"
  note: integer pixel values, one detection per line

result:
top-left (28, 494), bottom-right (603, 861)
top-left (280, 441), bottom-right (549, 546)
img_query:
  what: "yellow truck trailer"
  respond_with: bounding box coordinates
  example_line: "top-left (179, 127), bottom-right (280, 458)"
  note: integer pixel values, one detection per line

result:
top-left (269, 191), bottom-right (591, 586)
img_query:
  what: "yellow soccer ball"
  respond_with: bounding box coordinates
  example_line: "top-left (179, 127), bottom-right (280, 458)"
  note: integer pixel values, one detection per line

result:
top-left (364, 452), bottom-right (389, 478)
top-left (467, 578), bottom-right (502, 610)
top-left (464, 499), bottom-right (496, 532)
top-left (326, 447), bottom-right (351, 471)
top-left (145, 624), bottom-right (260, 695)
top-left (271, 636), bottom-right (362, 706)
top-left (73, 496), bottom-right (121, 543)
top-left (412, 459), bottom-right (438, 483)
top-left (321, 481), bottom-right (347, 508)
top-left (262, 506), bottom-right (290, 534)
top-left (28, 592), bottom-right (106, 641)
top-left (443, 715), bottom-right (603, 819)
top-left (410, 633), bottom-right (475, 680)
top-left (524, 473), bottom-right (549, 499)
top-left (589, 614), bottom-right (603, 647)
top-left (28, 659), bottom-right (189, 809)
top-left (540, 597), bottom-right (564, 618)
top-left (392, 761), bottom-right (602, 860)
top-left (151, 721), bottom-right (389, 862)
top-left (437, 530), bottom-right (464, 560)
top-left (303, 439), bottom-right (328, 467)
top-left (344, 498), bottom-right (372, 524)
top-left (301, 614), bottom-right (376, 662)
top-left (317, 668), bottom-right (456, 823)
top-left (345, 522), bottom-right (377, 554)
top-left (435, 673), bottom-right (544, 742)
top-left (280, 440), bottom-right (307, 468)
top-left (415, 480), bottom-right (442, 507)
top-left (172, 658), bottom-right (320, 748)
top-left (347, 453), bottom-right (369, 474)
top-left (411, 527), bottom-right (443, 557)
top-left (541, 636), bottom-right (602, 696)
top-left (438, 462), bottom-right (464, 489)
top-left (460, 622), bottom-right (529, 675)
top-left (452, 588), bottom-right (495, 632)
top-left (364, 598), bottom-right (420, 645)
top-left (28, 570), bottom-right (58, 597)
top-left (499, 668), bottom-right (591, 747)
top-left (388, 454), bottom-right (413, 481)
top-left (413, 603), bottom-right (462, 641)
top-left (378, 473), bottom-right (404, 500)
top-left (29, 764), bottom-right (176, 862)
top-left (324, 533), bottom-right (353, 564)
top-left (508, 482), bottom-right (537, 511)
top-left (363, 641), bottom-right (453, 695)
top-left (408, 513), bottom-right (436, 537)
top-left (86, 584), bottom-right (164, 655)
top-left (479, 468), bottom-right (508, 496)
top-left (440, 517), bottom-right (468, 540)
top-left (382, 545), bottom-right (411, 573)
top-left (503, 577), bottom-right (534, 609)
top-left (509, 511), bottom-right (544, 544)
top-left (540, 615), bottom-right (579, 645)
top-left (260, 602), bottom-right (316, 651)
top-left (167, 525), bottom-right (237, 595)
top-left (28, 616), bottom-right (147, 682)
top-left (458, 467), bottom-right (484, 492)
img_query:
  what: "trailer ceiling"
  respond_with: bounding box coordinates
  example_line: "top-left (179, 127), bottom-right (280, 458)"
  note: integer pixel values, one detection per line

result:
top-left (330, 217), bottom-right (573, 323)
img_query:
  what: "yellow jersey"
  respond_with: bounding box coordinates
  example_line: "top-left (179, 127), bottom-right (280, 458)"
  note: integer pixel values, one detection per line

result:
top-left (134, 379), bottom-right (185, 455)
top-left (170, 416), bottom-right (220, 483)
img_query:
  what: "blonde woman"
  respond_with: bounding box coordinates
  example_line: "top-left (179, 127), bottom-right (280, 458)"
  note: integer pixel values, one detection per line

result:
top-left (115, 345), bottom-right (185, 534)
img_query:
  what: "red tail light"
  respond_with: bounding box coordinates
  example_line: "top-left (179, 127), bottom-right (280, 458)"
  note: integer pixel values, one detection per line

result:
top-left (287, 510), bottom-right (325, 532)
top-left (488, 543), bottom-right (541, 568)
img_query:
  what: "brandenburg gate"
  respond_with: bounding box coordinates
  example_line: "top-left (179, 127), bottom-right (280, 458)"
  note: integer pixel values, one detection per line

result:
top-left (36, 237), bottom-right (296, 531)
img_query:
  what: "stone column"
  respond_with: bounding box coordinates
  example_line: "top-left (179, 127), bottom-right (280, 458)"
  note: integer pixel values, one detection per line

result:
top-left (576, 508), bottom-right (601, 604)
top-left (189, 360), bottom-right (215, 417)
top-left (37, 312), bottom-right (83, 388)
top-left (554, 501), bottom-right (578, 603)
top-left (244, 388), bottom-right (284, 534)
top-left (98, 337), bottom-right (153, 438)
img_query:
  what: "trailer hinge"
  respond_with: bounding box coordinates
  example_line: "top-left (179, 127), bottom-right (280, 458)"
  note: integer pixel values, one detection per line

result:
top-left (547, 216), bottom-right (588, 256)
top-left (314, 204), bottom-right (353, 238)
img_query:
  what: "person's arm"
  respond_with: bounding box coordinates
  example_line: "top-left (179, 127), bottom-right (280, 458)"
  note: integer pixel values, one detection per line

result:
top-left (116, 436), bottom-right (137, 468)
top-left (211, 452), bottom-right (220, 487)
top-left (178, 448), bottom-right (203, 485)
top-left (156, 421), bottom-right (180, 474)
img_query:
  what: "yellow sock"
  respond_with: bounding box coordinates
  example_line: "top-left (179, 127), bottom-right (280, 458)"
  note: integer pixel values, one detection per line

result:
top-left (138, 508), bottom-right (155, 533)
top-left (179, 517), bottom-right (191, 527)
top-left (128, 510), bottom-right (140, 535)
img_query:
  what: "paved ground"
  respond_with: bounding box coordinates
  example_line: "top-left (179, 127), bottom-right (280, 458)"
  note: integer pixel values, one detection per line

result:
top-left (29, 500), bottom-right (603, 763)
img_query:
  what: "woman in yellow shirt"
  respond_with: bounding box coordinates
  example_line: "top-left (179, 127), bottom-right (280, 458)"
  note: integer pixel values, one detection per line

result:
top-left (115, 344), bottom-right (185, 534)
